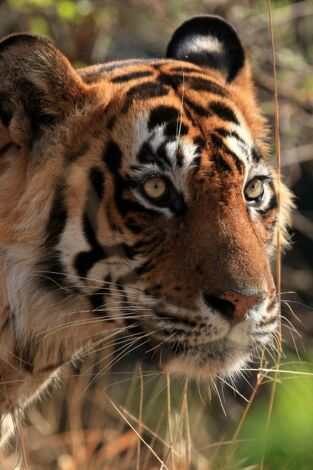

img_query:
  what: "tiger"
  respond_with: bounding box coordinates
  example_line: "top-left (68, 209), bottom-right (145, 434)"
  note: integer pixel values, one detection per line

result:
top-left (0, 15), bottom-right (292, 439)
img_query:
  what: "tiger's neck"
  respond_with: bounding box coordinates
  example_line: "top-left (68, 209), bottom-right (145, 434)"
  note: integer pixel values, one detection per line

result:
top-left (0, 252), bottom-right (103, 414)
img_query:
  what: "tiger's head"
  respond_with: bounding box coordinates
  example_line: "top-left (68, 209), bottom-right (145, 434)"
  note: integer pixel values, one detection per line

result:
top-left (0, 16), bottom-right (292, 381)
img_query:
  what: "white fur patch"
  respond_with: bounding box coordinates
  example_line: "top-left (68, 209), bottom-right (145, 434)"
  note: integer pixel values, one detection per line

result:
top-left (176, 34), bottom-right (223, 58)
top-left (129, 115), bottom-right (150, 158)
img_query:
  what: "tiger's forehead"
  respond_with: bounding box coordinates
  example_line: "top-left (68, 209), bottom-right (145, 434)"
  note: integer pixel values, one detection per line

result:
top-left (91, 59), bottom-right (264, 177)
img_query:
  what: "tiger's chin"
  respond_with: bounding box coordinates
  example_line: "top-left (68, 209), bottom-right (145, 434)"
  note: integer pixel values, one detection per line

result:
top-left (154, 340), bottom-right (252, 381)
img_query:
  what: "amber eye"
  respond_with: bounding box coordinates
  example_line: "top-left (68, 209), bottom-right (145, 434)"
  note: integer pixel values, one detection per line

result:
top-left (244, 177), bottom-right (264, 201)
top-left (142, 177), bottom-right (167, 200)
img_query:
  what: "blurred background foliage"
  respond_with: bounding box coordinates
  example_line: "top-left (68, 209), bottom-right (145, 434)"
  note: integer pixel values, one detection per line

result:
top-left (1, 0), bottom-right (313, 468)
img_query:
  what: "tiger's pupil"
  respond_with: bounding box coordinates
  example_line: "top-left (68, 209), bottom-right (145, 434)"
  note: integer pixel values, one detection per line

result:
top-left (143, 177), bottom-right (167, 199)
top-left (245, 178), bottom-right (264, 201)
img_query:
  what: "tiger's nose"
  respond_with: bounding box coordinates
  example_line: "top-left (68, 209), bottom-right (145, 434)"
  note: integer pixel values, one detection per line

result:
top-left (203, 290), bottom-right (267, 322)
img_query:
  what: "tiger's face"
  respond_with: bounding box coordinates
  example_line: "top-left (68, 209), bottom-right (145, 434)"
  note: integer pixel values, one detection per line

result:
top-left (0, 16), bottom-right (292, 380)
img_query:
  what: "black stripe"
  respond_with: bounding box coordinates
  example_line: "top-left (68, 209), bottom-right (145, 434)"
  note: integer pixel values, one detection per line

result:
top-left (169, 66), bottom-right (205, 74)
top-left (123, 82), bottom-right (168, 111)
top-left (214, 127), bottom-right (230, 138)
top-left (135, 260), bottom-right (156, 276)
top-left (191, 156), bottom-right (201, 173)
top-left (85, 167), bottom-right (103, 243)
top-left (82, 211), bottom-right (100, 248)
top-left (156, 142), bottom-right (173, 169)
top-left (267, 194), bottom-right (278, 211)
top-left (100, 60), bottom-right (146, 73)
top-left (124, 217), bottom-right (142, 233)
top-left (189, 137), bottom-right (204, 174)
top-left (211, 134), bottom-right (244, 174)
top-left (194, 136), bottom-right (205, 153)
top-left (183, 97), bottom-right (209, 117)
top-left (0, 142), bottom-right (13, 158)
top-left (188, 77), bottom-right (227, 97)
top-left (214, 127), bottom-right (250, 163)
top-left (90, 290), bottom-right (106, 312)
top-left (66, 142), bottom-right (90, 162)
top-left (148, 105), bottom-right (179, 130)
top-left (121, 241), bottom-right (144, 259)
top-left (74, 163), bottom-right (128, 279)
top-left (143, 283), bottom-right (162, 297)
top-left (103, 139), bottom-right (122, 173)
top-left (251, 148), bottom-right (262, 163)
top-left (175, 147), bottom-right (184, 168)
top-left (208, 101), bottom-right (239, 124)
top-left (214, 127), bottom-right (245, 144)
top-left (107, 116), bottom-right (116, 130)
top-left (104, 140), bottom-right (158, 222)
top-left (212, 152), bottom-right (232, 173)
top-left (165, 121), bottom-right (188, 138)
top-left (0, 317), bottom-right (9, 339)
top-left (257, 194), bottom-right (278, 217)
top-left (0, 93), bottom-right (13, 127)
top-left (74, 252), bottom-right (99, 280)
top-left (181, 105), bottom-right (196, 126)
top-left (137, 142), bottom-right (155, 165)
top-left (158, 73), bottom-right (227, 98)
top-left (14, 341), bottom-right (36, 374)
top-left (37, 257), bottom-right (72, 294)
top-left (211, 133), bottom-right (226, 149)
top-left (80, 71), bottom-right (102, 84)
top-left (89, 167), bottom-right (105, 200)
top-left (136, 141), bottom-right (171, 171)
top-left (74, 213), bottom-right (105, 279)
top-left (158, 73), bottom-right (183, 90)
top-left (45, 181), bottom-right (67, 249)
top-left (111, 70), bottom-right (153, 83)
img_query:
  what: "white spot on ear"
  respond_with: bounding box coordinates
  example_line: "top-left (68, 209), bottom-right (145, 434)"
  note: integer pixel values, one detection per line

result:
top-left (176, 34), bottom-right (223, 58)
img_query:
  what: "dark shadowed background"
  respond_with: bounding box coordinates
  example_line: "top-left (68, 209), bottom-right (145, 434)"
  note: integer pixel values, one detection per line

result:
top-left (1, 1), bottom-right (313, 469)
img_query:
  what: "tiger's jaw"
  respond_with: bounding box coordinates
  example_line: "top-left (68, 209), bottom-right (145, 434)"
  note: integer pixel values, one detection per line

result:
top-left (128, 296), bottom-right (279, 380)
top-left (161, 339), bottom-right (251, 381)
top-left (140, 332), bottom-right (274, 381)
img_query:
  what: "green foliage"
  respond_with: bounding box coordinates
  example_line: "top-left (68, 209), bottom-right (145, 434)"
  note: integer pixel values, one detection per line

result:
top-left (231, 359), bottom-right (313, 469)
top-left (8, 0), bottom-right (54, 10)
top-left (29, 15), bottom-right (49, 35)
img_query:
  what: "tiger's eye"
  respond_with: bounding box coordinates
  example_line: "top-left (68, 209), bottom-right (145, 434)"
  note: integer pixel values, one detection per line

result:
top-left (244, 178), bottom-right (264, 201)
top-left (143, 177), bottom-right (167, 199)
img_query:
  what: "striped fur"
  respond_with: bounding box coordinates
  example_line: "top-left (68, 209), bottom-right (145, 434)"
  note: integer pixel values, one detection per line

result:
top-left (0, 16), bottom-right (293, 436)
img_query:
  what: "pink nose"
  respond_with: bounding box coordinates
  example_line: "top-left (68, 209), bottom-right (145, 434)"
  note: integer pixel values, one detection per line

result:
top-left (220, 291), bottom-right (267, 321)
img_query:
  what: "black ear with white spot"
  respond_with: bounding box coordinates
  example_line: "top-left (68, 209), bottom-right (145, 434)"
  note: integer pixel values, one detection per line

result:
top-left (166, 16), bottom-right (245, 83)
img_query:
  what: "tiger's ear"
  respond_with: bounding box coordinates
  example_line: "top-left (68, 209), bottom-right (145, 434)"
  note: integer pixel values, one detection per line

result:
top-left (166, 16), bottom-right (246, 84)
top-left (0, 33), bottom-right (88, 147)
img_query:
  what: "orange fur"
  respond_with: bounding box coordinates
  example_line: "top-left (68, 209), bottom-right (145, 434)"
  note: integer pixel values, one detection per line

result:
top-left (0, 17), bottom-right (293, 449)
